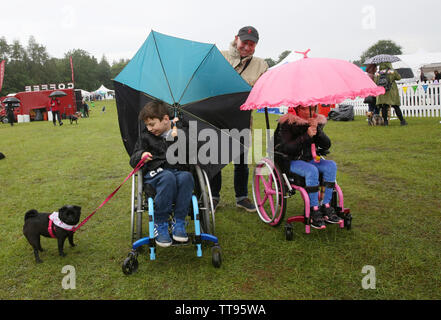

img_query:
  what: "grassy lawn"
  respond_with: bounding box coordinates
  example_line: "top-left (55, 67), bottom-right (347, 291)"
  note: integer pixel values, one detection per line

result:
top-left (1, 101), bottom-right (440, 300)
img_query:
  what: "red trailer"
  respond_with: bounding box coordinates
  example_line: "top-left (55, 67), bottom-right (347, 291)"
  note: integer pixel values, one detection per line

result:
top-left (2, 89), bottom-right (80, 121)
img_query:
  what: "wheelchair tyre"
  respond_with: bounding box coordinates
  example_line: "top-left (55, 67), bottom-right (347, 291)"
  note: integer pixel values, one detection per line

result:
top-left (212, 246), bottom-right (222, 268)
top-left (252, 158), bottom-right (287, 226)
top-left (344, 214), bottom-right (352, 230)
top-left (130, 172), bottom-right (145, 245)
top-left (122, 252), bottom-right (139, 275)
top-left (285, 224), bottom-right (294, 241)
top-left (195, 165), bottom-right (215, 235)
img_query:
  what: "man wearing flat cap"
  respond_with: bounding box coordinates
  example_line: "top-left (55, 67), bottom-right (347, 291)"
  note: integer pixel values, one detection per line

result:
top-left (210, 26), bottom-right (269, 213)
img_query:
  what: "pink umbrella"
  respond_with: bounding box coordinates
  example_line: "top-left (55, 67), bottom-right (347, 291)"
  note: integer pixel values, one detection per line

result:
top-left (240, 50), bottom-right (385, 110)
top-left (241, 50), bottom-right (385, 162)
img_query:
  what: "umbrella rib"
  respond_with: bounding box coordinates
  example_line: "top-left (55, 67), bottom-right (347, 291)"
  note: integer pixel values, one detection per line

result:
top-left (152, 31), bottom-right (177, 105)
top-left (177, 44), bottom-right (216, 106)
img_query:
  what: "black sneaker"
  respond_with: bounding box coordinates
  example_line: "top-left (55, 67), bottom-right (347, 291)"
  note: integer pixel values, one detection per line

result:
top-left (310, 208), bottom-right (326, 229)
top-left (236, 198), bottom-right (256, 212)
top-left (321, 205), bottom-right (343, 224)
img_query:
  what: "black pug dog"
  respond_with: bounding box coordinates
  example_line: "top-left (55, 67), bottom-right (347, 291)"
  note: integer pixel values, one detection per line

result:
top-left (23, 205), bottom-right (81, 263)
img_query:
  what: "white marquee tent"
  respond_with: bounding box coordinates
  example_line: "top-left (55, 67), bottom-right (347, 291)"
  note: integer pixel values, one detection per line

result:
top-left (92, 85), bottom-right (115, 100)
top-left (395, 49), bottom-right (441, 80)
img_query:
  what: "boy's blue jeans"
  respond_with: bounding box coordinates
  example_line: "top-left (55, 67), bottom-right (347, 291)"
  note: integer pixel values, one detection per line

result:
top-left (144, 169), bottom-right (194, 224)
top-left (290, 159), bottom-right (337, 207)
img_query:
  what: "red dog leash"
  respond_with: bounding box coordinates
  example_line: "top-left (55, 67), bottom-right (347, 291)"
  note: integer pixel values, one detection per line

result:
top-left (72, 157), bottom-right (147, 232)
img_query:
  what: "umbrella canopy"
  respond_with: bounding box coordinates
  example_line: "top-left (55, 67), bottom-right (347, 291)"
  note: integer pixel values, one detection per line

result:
top-left (240, 52), bottom-right (385, 111)
top-left (3, 97), bottom-right (21, 105)
top-left (364, 54), bottom-right (401, 65)
top-left (49, 91), bottom-right (67, 98)
top-left (114, 30), bottom-right (252, 179)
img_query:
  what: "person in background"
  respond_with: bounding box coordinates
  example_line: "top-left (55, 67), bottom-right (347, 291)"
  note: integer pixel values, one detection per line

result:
top-left (375, 62), bottom-right (408, 126)
top-left (364, 64), bottom-right (379, 115)
top-left (210, 26), bottom-right (269, 213)
top-left (48, 97), bottom-right (63, 126)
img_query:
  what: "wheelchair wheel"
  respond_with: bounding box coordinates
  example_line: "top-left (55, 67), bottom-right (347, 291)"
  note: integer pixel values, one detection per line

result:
top-left (252, 158), bottom-right (287, 226)
top-left (122, 251), bottom-right (139, 275)
top-left (194, 165), bottom-right (215, 235)
top-left (130, 172), bottom-right (145, 245)
top-left (212, 246), bottom-right (222, 268)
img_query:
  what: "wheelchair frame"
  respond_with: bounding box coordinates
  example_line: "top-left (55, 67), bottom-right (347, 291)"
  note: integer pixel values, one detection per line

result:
top-left (252, 156), bottom-right (352, 240)
top-left (122, 165), bottom-right (221, 274)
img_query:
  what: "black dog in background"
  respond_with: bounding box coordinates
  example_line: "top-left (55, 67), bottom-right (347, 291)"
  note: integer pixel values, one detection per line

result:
top-left (23, 205), bottom-right (81, 263)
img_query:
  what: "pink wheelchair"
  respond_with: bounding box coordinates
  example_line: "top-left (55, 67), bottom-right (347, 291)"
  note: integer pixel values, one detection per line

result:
top-left (252, 136), bottom-right (352, 240)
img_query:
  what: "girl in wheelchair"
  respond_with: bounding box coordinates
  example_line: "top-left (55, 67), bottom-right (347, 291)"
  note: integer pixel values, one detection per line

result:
top-left (274, 106), bottom-right (343, 229)
top-left (129, 101), bottom-right (194, 247)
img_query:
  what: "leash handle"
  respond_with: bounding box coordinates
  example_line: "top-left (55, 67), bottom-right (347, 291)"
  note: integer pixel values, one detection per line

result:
top-left (72, 156), bottom-right (148, 232)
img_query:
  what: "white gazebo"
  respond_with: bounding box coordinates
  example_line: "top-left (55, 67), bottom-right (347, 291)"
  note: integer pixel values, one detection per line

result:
top-left (396, 49), bottom-right (441, 80)
top-left (92, 85), bottom-right (115, 100)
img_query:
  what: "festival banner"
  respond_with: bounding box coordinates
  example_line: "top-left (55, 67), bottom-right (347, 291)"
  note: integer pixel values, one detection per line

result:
top-left (0, 60), bottom-right (5, 92)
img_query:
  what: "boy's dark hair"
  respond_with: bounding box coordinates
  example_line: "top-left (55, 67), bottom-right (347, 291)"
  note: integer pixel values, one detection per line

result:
top-left (138, 100), bottom-right (170, 121)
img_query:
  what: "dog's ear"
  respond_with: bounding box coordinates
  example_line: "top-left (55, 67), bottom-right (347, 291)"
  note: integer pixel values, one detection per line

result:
top-left (73, 205), bottom-right (81, 211)
top-left (59, 206), bottom-right (67, 214)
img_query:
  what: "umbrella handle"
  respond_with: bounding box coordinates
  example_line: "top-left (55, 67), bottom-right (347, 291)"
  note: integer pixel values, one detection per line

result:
top-left (311, 144), bottom-right (320, 163)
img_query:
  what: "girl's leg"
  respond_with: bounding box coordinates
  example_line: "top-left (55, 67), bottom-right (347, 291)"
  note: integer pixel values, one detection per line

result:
top-left (290, 160), bottom-right (320, 207)
top-left (309, 159), bottom-right (337, 206)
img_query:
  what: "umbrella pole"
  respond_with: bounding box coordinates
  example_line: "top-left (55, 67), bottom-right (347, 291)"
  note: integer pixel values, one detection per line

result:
top-left (264, 107), bottom-right (271, 156)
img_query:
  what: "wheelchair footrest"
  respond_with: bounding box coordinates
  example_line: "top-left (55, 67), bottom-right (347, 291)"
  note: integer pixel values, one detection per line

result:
top-left (200, 233), bottom-right (218, 244)
top-left (286, 216), bottom-right (305, 224)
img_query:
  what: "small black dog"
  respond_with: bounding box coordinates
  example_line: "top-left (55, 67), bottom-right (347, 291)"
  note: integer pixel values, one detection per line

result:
top-left (23, 205), bottom-right (81, 263)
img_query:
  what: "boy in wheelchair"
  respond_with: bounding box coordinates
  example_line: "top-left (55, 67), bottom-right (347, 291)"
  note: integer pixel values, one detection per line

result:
top-left (129, 101), bottom-right (194, 247)
top-left (274, 106), bottom-right (342, 229)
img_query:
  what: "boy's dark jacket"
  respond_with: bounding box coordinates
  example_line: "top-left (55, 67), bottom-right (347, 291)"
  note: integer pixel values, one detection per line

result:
top-left (274, 112), bottom-right (330, 162)
top-left (129, 120), bottom-right (190, 173)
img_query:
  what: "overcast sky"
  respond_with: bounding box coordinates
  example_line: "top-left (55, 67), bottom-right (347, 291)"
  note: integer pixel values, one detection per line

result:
top-left (1, 0), bottom-right (441, 64)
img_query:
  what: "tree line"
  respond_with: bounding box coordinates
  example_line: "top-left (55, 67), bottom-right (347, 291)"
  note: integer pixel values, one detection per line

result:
top-left (0, 35), bottom-right (402, 96)
top-left (0, 36), bottom-right (129, 95)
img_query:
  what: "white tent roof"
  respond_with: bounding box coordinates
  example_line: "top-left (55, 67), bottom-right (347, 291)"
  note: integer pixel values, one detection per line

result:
top-left (395, 49), bottom-right (441, 79)
top-left (93, 85), bottom-right (114, 95)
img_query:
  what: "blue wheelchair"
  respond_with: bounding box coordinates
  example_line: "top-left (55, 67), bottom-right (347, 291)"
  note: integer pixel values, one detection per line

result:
top-left (122, 165), bottom-right (221, 275)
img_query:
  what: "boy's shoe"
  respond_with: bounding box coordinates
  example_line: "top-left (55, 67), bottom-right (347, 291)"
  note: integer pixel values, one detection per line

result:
top-left (154, 222), bottom-right (172, 247)
top-left (236, 198), bottom-right (256, 212)
top-left (400, 120), bottom-right (408, 126)
top-left (310, 208), bottom-right (326, 229)
top-left (320, 205), bottom-right (343, 224)
top-left (171, 219), bottom-right (188, 242)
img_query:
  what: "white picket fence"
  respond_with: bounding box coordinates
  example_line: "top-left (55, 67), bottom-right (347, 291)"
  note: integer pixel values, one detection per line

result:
top-left (343, 81), bottom-right (441, 117)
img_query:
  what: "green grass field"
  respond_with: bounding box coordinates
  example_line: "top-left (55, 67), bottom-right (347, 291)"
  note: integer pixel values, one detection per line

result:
top-left (1, 101), bottom-right (440, 300)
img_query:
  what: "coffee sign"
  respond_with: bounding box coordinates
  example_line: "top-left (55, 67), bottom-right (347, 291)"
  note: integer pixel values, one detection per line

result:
top-left (25, 82), bottom-right (74, 92)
